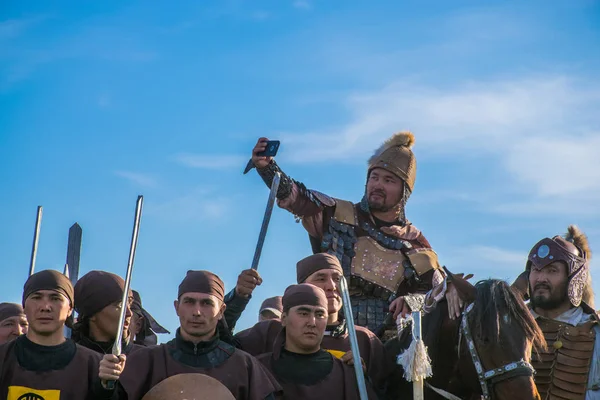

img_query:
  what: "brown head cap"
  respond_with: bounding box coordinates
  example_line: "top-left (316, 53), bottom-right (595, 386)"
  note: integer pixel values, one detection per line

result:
top-left (368, 131), bottom-right (417, 191)
top-left (259, 296), bottom-right (283, 317)
top-left (178, 270), bottom-right (225, 302)
top-left (23, 270), bottom-right (74, 307)
top-left (296, 253), bottom-right (343, 283)
top-left (0, 303), bottom-right (25, 323)
top-left (74, 271), bottom-right (130, 318)
top-left (282, 283), bottom-right (328, 312)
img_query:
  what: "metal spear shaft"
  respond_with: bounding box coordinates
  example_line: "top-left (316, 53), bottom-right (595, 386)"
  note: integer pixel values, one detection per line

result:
top-left (106, 195), bottom-right (143, 390)
top-left (28, 206), bottom-right (43, 277)
top-left (339, 276), bottom-right (369, 400)
top-left (250, 172), bottom-right (280, 270)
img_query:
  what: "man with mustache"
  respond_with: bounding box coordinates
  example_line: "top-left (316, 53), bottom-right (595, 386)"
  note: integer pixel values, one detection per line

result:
top-left (0, 303), bottom-right (28, 345)
top-left (98, 269), bottom-right (282, 399)
top-left (235, 253), bottom-right (390, 392)
top-left (0, 270), bottom-right (111, 399)
top-left (257, 283), bottom-right (378, 399)
top-left (245, 133), bottom-right (444, 339)
top-left (72, 270), bottom-right (143, 355)
top-left (129, 289), bottom-right (170, 346)
top-left (515, 225), bottom-right (599, 400)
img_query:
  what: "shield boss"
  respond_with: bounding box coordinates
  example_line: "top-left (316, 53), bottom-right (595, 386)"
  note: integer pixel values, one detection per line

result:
top-left (142, 373), bottom-right (235, 400)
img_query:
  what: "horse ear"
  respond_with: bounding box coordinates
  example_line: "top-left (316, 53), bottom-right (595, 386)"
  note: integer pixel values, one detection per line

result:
top-left (443, 266), bottom-right (477, 303)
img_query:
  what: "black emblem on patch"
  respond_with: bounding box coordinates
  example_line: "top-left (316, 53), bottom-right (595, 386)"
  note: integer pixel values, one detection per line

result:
top-left (18, 393), bottom-right (45, 400)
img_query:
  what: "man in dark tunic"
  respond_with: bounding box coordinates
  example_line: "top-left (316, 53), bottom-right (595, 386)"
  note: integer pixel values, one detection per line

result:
top-left (72, 270), bottom-right (143, 355)
top-left (246, 133), bottom-right (443, 339)
top-left (0, 270), bottom-right (112, 399)
top-left (129, 289), bottom-right (170, 346)
top-left (236, 253), bottom-right (390, 391)
top-left (99, 269), bottom-right (282, 400)
top-left (0, 303), bottom-right (28, 345)
top-left (259, 296), bottom-right (283, 321)
top-left (257, 283), bottom-right (378, 399)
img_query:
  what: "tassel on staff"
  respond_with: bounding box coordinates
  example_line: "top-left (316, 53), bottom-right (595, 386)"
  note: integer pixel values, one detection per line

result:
top-left (397, 311), bottom-right (432, 400)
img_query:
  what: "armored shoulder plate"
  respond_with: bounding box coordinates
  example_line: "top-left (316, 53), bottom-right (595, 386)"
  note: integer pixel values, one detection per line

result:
top-left (405, 248), bottom-right (441, 276)
top-left (333, 199), bottom-right (358, 226)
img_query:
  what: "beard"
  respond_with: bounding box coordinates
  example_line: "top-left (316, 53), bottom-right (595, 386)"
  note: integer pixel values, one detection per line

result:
top-left (530, 281), bottom-right (569, 310)
top-left (367, 190), bottom-right (397, 212)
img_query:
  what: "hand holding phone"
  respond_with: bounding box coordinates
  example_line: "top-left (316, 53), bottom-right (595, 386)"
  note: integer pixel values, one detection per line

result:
top-left (257, 140), bottom-right (280, 157)
top-left (251, 138), bottom-right (280, 170)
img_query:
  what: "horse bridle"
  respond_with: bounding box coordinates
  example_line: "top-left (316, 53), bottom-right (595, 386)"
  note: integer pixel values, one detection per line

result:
top-left (460, 303), bottom-right (536, 399)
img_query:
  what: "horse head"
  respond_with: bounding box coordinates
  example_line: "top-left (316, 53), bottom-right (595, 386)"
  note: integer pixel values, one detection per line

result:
top-left (455, 277), bottom-right (546, 400)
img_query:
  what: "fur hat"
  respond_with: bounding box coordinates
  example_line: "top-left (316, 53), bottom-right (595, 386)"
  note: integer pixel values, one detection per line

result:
top-left (368, 131), bottom-right (417, 191)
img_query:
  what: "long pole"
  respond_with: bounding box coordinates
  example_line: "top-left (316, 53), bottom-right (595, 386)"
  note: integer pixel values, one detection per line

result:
top-left (413, 311), bottom-right (424, 400)
top-left (28, 206), bottom-right (43, 277)
top-left (250, 172), bottom-right (280, 270)
top-left (106, 195), bottom-right (143, 390)
top-left (339, 276), bottom-right (369, 400)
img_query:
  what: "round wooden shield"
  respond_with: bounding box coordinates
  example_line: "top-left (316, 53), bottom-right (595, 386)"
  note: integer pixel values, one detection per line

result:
top-left (141, 373), bottom-right (235, 400)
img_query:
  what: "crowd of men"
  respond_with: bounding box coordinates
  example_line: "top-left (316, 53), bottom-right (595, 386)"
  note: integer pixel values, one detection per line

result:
top-left (0, 133), bottom-right (597, 400)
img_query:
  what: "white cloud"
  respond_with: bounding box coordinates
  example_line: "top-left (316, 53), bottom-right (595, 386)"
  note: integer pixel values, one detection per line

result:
top-left (146, 188), bottom-right (230, 222)
top-left (279, 75), bottom-right (600, 214)
top-left (250, 11), bottom-right (271, 21)
top-left (0, 15), bottom-right (50, 39)
top-left (114, 171), bottom-right (157, 188)
top-left (443, 245), bottom-right (527, 282)
top-left (98, 94), bottom-right (111, 108)
top-left (293, 1), bottom-right (311, 10)
top-left (173, 153), bottom-right (246, 170)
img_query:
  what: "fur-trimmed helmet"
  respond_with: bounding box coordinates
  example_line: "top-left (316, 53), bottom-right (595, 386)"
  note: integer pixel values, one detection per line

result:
top-left (527, 225), bottom-right (592, 307)
top-left (368, 131), bottom-right (416, 191)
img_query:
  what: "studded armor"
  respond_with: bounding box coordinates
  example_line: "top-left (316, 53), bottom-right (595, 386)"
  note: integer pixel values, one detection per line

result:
top-left (532, 312), bottom-right (598, 400)
top-left (321, 199), bottom-right (440, 332)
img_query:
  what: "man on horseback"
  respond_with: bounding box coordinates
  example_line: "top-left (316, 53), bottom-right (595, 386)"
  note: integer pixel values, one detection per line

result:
top-left (511, 225), bottom-right (599, 400)
top-left (246, 132), bottom-right (442, 339)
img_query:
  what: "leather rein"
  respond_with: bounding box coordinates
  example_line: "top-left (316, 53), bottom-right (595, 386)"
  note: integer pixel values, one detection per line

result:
top-left (460, 302), bottom-right (536, 399)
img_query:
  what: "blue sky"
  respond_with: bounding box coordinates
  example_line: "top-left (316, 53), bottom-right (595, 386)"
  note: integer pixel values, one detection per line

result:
top-left (1, 0), bottom-right (599, 340)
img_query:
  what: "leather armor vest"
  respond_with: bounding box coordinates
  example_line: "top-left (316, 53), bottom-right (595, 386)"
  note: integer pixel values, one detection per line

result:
top-left (320, 199), bottom-right (439, 332)
top-left (532, 316), bottom-right (597, 400)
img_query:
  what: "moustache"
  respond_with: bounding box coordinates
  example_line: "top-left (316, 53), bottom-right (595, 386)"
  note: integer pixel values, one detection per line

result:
top-left (534, 283), bottom-right (551, 291)
top-left (369, 190), bottom-right (386, 197)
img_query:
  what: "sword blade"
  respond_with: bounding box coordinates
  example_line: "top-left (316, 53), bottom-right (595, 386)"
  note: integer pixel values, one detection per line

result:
top-left (28, 206), bottom-right (43, 277)
top-left (64, 223), bottom-right (82, 339)
top-left (112, 195), bottom-right (144, 356)
top-left (250, 172), bottom-right (280, 271)
top-left (63, 262), bottom-right (72, 339)
top-left (339, 276), bottom-right (369, 400)
top-left (66, 223), bottom-right (82, 286)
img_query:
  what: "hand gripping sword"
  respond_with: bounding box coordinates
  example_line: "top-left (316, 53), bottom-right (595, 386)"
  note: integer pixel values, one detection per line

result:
top-left (28, 206), bottom-right (43, 277)
top-left (250, 172), bottom-right (280, 271)
top-left (339, 276), bottom-right (369, 400)
top-left (106, 195), bottom-right (143, 390)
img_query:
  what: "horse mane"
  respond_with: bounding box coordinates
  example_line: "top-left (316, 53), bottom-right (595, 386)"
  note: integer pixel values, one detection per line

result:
top-left (471, 279), bottom-right (546, 353)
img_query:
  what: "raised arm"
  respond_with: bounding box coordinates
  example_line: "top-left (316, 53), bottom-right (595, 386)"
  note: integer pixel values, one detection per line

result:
top-left (246, 137), bottom-right (335, 238)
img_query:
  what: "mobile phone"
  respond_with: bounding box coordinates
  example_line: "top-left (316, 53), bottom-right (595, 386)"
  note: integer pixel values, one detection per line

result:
top-left (257, 140), bottom-right (280, 157)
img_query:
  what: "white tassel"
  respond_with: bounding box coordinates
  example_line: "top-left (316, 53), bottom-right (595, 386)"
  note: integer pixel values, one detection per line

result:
top-left (396, 313), bottom-right (433, 382)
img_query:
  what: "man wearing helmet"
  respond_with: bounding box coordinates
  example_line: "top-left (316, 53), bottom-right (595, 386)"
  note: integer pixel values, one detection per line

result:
top-left (245, 133), bottom-right (443, 339)
top-left (515, 225), bottom-right (599, 400)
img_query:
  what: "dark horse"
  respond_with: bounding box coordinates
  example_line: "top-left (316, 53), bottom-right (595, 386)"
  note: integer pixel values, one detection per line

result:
top-left (385, 274), bottom-right (546, 400)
